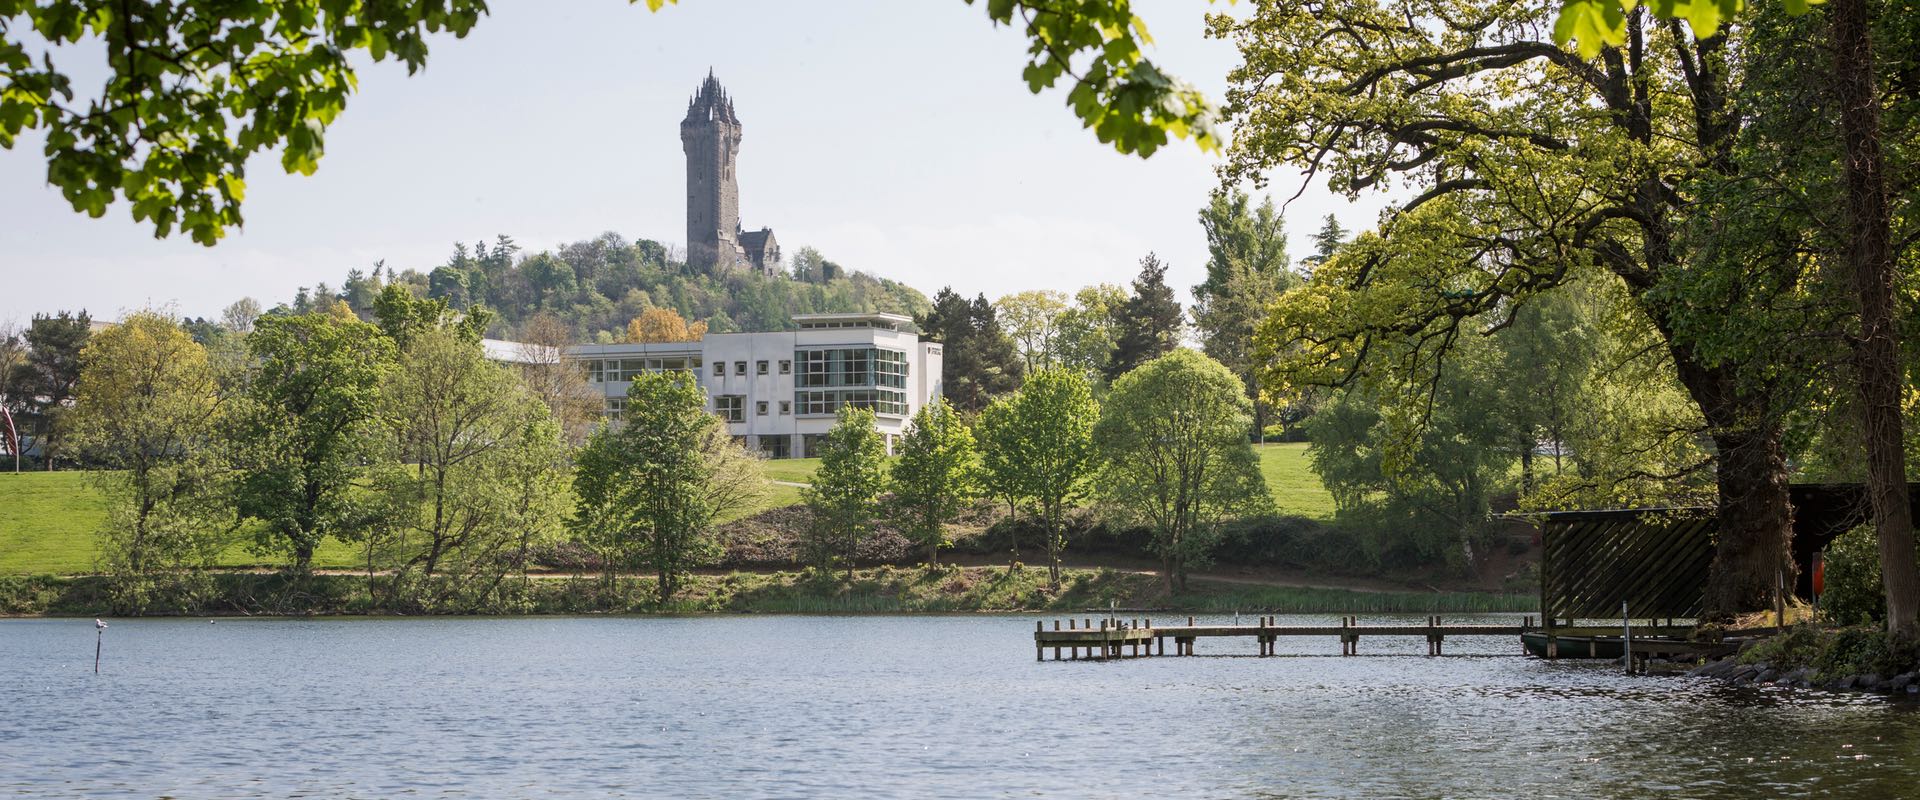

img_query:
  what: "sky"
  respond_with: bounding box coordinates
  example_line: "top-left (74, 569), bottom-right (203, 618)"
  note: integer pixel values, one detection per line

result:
top-left (0, 0), bottom-right (1391, 325)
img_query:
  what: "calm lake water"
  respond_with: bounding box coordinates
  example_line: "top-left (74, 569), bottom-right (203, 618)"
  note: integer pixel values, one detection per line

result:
top-left (2, 614), bottom-right (1916, 798)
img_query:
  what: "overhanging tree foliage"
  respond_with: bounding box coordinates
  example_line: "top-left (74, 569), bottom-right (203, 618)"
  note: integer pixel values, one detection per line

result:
top-left (4, 0), bottom-right (1212, 245)
top-left (1220, 0), bottom-right (1838, 618)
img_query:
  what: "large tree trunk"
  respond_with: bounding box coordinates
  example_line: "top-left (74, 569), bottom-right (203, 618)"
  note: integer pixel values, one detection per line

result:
top-left (1701, 425), bottom-right (1795, 619)
top-left (1831, 0), bottom-right (1920, 640)
top-left (1660, 344), bottom-right (1797, 620)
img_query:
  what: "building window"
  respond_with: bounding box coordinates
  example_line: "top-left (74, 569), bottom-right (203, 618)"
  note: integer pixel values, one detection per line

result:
top-left (715, 395), bottom-right (745, 423)
top-left (795, 347), bottom-right (909, 389)
top-left (793, 388), bottom-right (908, 417)
top-left (712, 361), bottom-right (724, 377)
top-left (734, 360), bottom-right (747, 376)
top-left (779, 400), bottom-right (790, 415)
top-left (579, 356), bottom-right (702, 382)
top-left (757, 400), bottom-right (769, 416)
top-left (606, 397), bottom-right (626, 422)
top-left (779, 359), bottom-right (791, 375)
top-left (757, 360), bottom-right (769, 375)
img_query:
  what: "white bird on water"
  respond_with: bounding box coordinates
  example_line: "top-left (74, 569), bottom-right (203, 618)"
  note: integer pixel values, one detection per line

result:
top-left (94, 619), bottom-right (107, 630)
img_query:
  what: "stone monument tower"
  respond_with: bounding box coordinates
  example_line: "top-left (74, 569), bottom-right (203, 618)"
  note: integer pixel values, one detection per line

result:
top-left (681, 71), bottom-right (779, 275)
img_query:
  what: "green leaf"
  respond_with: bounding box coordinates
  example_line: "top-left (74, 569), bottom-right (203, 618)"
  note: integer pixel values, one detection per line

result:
top-left (1686, 0), bottom-right (1720, 38)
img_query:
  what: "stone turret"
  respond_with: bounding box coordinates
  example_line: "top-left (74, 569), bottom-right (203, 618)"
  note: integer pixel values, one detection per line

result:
top-left (681, 70), bottom-right (778, 276)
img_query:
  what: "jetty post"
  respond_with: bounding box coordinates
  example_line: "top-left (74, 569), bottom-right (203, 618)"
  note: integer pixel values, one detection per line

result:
top-left (93, 618), bottom-right (107, 674)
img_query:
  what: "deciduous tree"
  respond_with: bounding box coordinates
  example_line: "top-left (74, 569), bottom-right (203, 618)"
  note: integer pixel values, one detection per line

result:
top-left (1219, 0), bottom-right (1828, 618)
top-left (995, 290), bottom-right (1070, 373)
top-left (999, 368), bottom-right (1099, 588)
top-left (803, 406), bottom-right (888, 578)
top-left (516, 313), bottom-right (605, 446)
top-left (378, 328), bottom-right (570, 605)
top-left (63, 311), bottom-right (231, 611)
top-left (626, 307), bottom-right (708, 344)
top-left (232, 312), bottom-right (396, 572)
top-left (1054, 284), bottom-right (1128, 386)
top-left (1192, 191), bottom-right (1295, 441)
top-left (570, 371), bottom-right (759, 603)
top-left (1094, 350), bottom-right (1268, 591)
top-left (889, 398), bottom-right (982, 566)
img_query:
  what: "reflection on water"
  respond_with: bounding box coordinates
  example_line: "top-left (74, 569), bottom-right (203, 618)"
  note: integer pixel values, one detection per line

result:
top-left (1, 614), bottom-right (1914, 798)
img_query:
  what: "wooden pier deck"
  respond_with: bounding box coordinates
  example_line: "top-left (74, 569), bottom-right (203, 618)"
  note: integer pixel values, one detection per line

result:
top-left (1032, 616), bottom-right (1700, 660)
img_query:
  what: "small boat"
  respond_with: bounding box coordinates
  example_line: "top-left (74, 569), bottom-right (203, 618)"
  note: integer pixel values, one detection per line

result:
top-left (1521, 631), bottom-right (1625, 659)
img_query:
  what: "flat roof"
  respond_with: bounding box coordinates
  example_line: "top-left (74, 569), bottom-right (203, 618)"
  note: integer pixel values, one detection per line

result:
top-left (791, 312), bottom-right (913, 323)
top-left (482, 338), bottom-right (558, 364)
top-left (567, 341), bottom-right (704, 355)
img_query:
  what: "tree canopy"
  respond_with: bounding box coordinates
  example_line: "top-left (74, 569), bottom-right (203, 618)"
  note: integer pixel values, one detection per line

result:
top-left (1095, 349), bottom-right (1268, 591)
top-left (1217, 0), bottom-right (1851, 617)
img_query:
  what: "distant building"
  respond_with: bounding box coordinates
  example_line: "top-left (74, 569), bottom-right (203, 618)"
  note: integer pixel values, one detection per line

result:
top-left (681, 71), bottom-right (780, 276)
top-left (568, 312), bottom-right (942, 458)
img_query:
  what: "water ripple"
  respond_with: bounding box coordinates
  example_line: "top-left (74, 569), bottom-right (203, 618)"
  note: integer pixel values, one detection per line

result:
top-left (1, 614), bottom-right (1915, 799)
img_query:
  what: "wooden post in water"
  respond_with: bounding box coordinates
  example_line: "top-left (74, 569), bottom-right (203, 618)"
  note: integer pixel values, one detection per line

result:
top-left (1036, 620), bottom-right (1044, 662)
top-left (1622, 601), bottom-right (1632, 675)
top-left (1775, 568), bottom-right (1786, 629)
top-left (93, 618), bottom-right (106, 674)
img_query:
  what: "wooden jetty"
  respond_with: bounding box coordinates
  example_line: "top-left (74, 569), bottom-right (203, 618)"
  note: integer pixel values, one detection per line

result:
top-left (1030, 615), bottom-right (1692, 660)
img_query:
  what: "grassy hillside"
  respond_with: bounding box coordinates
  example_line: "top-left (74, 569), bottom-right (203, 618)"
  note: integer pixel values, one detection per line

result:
top-left (0, 472), bottom-right (108, 574)
top-left (0, 470), bottom-right (793, 575)
top-left (752, 446), bottom-right (1334, 519)
top-left (1254, 442), bottom-right (1335, 520)
top-left (0, 445), bottom-right (1334, 576)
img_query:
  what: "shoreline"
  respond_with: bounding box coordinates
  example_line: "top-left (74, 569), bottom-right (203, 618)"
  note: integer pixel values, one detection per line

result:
top-left (1, 566), bottom-right (1535, 618)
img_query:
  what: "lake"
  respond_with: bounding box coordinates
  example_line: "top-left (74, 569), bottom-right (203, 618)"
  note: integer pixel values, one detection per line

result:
top-left (3, 614), bottom-right (1916, 798)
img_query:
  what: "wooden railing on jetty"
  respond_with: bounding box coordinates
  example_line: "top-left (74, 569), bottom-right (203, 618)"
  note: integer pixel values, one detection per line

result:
top-left (1032, 616), bottom-right (1702, 660)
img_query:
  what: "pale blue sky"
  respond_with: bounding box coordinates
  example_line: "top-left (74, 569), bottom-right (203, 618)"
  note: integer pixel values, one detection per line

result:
top-left (0, 0), bottom-right (1387, 324)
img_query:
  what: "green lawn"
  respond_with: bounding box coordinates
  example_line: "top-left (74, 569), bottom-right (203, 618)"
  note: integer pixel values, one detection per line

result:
top-left (0, 472), bottom-right (373, 573)
top-left (755, 448), bottom-right (1335, 521)
top-left (758, 457), bottom-right (820, 485)
top-left (0, 460), bottom-right (815, 575)
top-left (1254, 442), bottom-right (1336, 520)
top-left (0, 472), bottom-right (106, 574)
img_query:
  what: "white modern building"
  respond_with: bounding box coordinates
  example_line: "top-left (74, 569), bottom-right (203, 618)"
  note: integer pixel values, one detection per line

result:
top-left (566, 312), bottom-right (943, 458)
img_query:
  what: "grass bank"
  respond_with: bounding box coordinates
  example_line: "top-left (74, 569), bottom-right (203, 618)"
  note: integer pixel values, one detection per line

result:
top-left (0, 566), bottom-right (1533, 617)
top-left (0, 447), bottom-right (1339, 576)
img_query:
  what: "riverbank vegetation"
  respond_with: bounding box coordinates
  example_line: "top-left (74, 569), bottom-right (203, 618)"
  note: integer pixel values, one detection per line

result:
top-left (0, 567), bottom-right (1532, 617)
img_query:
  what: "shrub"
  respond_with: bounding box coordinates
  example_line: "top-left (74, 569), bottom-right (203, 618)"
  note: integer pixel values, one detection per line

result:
top-left (1819, 524), bottom-right (1891, 626)
top-left (1738, 624), bottom-right (1825, 667)
top-left (1811, 627), bottom-right (1920, 680)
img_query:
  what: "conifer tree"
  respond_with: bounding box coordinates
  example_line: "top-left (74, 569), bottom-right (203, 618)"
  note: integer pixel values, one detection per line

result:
top-left (1106, 254), bottom-right (1183, 381)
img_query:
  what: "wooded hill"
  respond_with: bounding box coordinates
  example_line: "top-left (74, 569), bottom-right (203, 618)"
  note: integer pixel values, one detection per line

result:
top-left (251, 233), bottom-right (931, 342)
